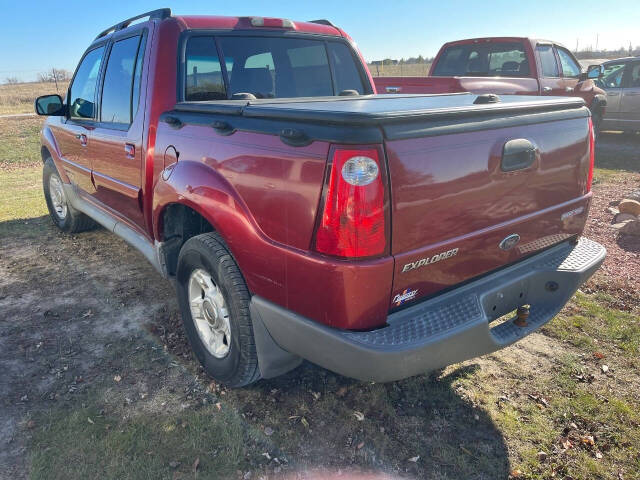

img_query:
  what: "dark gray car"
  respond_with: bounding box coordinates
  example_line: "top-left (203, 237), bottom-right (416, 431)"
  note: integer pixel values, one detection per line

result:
top-left (598, 56), bottom-right (640, 132)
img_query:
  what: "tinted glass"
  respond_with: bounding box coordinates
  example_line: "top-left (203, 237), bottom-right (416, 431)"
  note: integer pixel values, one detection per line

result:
top-left (69, 47), bottom-right (104, 119)
top-left (556, 47), bottom-right (581, 77)
top-left (599, 62), bottom-right (626, 88)
top-left (432, 42), bottom-right (529, 77)
top-left (629, 63), bottom-right (640, 88)
top-left (185, 37), bottom-right (226, 101)
top-left (328, 42), bottom-right (364, 94)
top-left (101, 36), bottom-right (141, 124)
top-left (187, 36), bottom-right (365, 99)
top-left (131, 35), bottom-right (146, 118)
top-left (536, 45), bottom-right (559, 77)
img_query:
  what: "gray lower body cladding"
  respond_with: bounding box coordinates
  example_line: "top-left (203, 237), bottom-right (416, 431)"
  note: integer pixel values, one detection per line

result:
top-left (250, 237), bottom-right (605, 382)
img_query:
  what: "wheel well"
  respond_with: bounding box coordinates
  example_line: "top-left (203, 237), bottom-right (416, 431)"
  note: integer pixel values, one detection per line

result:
top-left (160, 204), bottom-right (215, 276)
top-left (41, 146), bottom-right (51, 162)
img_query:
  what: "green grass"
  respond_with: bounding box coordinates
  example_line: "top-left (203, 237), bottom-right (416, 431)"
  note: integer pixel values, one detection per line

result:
top-left (0, 166), bottom-right (48, 238)
top-left (30, 404), bottom-right (251, 480)
top-left (544, 291), bottom-right (640, 356)
top-left (0, 116), bottom-right (44, 167)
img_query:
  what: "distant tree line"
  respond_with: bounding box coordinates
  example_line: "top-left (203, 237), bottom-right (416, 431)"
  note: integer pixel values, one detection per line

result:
top-left (369, 55), bottom-right (435, 66)
top-left (574, 45), bottom-right (640, 60)
top-left (3, 68), bottom-right (73, 86)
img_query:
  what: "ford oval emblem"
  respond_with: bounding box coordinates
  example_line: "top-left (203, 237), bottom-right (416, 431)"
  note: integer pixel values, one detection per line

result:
top-left (499, 234), bottom-right (520, 251)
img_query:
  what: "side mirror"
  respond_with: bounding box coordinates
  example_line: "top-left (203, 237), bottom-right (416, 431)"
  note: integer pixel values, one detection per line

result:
top-left (34, 94), bottom-right (65, 116)
top-left (587, 64), bottom-right (603, 79)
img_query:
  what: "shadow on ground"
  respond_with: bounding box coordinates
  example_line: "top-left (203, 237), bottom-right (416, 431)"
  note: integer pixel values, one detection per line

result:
top-left (0, 216), bottom-right (510, 479)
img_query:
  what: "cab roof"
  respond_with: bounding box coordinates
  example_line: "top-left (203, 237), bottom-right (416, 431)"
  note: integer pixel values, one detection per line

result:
top-left (94, 8), bottom-right (343, 40)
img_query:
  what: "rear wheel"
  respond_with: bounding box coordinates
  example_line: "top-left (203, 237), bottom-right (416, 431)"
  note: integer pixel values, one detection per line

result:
top-left (43, 157), bottom-right (96, 233)
top-left (176, 232), bottom-right (261, 387)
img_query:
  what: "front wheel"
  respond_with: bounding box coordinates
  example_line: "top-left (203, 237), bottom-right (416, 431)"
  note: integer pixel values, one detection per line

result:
top-left (176, 232), bottom-right (261, 387)
top-left (43, 157), bottom-right (96, 233)
top-left (591, 112), bottom-right (602, 140)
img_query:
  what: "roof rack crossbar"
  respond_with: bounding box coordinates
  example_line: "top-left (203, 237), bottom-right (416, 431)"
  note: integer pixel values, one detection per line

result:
top-left (309, 19), bottom-right (337, 27)
top-left (95, 8), bottom-right (171, 39)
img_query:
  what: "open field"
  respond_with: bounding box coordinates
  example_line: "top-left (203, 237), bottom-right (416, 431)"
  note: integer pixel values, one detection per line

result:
top-left (367, 63), bottom-right (432, 77)
top-left (0, 82), bottom-right (69, 116)
top-left (0, 95), bottom-right (639, 479)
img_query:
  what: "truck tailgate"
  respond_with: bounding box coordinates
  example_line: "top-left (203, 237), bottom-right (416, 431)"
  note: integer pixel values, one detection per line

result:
top-left (385, 101), bottom-right (592, 308)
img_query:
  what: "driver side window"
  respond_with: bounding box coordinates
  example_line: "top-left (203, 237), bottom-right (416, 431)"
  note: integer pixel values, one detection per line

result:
top-left (556, 47), bottom-right (581, 78)
top-left (68, 47), bottom-right (105, 120)
top-left (600, 62), bottom-right (626, 89)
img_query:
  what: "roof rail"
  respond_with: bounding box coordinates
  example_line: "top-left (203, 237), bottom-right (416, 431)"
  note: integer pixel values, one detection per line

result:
top-left (309, 19), bottom-right (337, 28)
top-left (95, 8), bottom-right (171, 40)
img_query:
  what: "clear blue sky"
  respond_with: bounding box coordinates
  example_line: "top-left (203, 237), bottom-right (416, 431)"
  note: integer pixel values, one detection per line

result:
top-left (1, 0), bottom-right (638, 81)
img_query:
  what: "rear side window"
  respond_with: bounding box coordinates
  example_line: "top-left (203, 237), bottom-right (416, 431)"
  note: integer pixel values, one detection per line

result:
top-left (536, 45), bottom-right (559, 77)
top-left (69, 47), bottom-right (105, 119)
top-left (101, 35), bottom-right (144, 124)
top-left (432, 42), bottom-right (529, 77)
top-left (556, 47), bottom-right (581, 77)
top-left (184, 35), bottom-right (366, 100)
top-left (185, 37), bottom-right (226, 101)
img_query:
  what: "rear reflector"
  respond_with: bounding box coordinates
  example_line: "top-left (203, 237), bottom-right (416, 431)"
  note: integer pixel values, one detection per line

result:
top-left (314, 147), bottom-right (386, 258)
top-left (587, 117), bottom-right (595, 192)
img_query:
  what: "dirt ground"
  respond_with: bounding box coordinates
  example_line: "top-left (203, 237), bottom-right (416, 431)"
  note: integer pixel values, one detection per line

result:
top-left (1, 132), bottom-right (639, 480)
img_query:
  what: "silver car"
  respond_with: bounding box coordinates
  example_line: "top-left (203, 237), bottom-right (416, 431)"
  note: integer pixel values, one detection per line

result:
top-left (598, 56), bottom-right (640, 132)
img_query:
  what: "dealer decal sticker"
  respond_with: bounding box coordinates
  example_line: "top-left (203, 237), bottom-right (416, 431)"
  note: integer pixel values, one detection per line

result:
top-left (393, 288), bottom-right (419, 307)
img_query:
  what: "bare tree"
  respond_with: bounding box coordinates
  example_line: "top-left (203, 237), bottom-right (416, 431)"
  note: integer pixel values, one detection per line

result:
top-left (4, 76), bottom-right (20, 85)
top-left (38, 68), bottom-right (72, 84)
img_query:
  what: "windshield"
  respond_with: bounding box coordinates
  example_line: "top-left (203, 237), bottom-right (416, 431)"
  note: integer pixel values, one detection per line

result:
top-left (184, 35), bottom-right (367, 101)
top-left (432, 41), bottom-right (530, 77)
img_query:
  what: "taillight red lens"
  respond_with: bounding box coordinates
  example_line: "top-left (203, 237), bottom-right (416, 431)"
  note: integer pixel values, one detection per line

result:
top-left (586, 117), bottom-right (595, 192)
top-left (314, 147), bottom-right (386, 258)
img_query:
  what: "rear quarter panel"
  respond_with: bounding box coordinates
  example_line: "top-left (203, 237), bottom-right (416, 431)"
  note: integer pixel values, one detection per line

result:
top-left (153, 123), bottom-right (395, 329)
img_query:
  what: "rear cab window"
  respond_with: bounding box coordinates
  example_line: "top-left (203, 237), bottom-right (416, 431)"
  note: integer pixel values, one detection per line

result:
top-left (184, 34), bottom-right (368, 101)
top-left (432, 41), bottom-right (530, 77)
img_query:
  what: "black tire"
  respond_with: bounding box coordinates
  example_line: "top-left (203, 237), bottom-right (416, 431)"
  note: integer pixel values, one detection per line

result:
top-left (591, 112), bottom-right (602, 140)
top-left (176, 232), bottom-right (261, 387)
top-left (43, 157), bottom-right (96, 233)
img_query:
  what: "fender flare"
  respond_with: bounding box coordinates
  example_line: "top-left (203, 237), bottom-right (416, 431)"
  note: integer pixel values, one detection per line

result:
top-left (152, 160), bottom-right (277, 293)
top-left (40, 124), bottom-right (70, 183)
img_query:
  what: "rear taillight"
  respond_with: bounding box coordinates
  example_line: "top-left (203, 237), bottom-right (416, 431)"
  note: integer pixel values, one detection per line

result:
top-left (314, 146), bottom-right (387, 258)
top-left (587, 117), bottom-right (595, 192)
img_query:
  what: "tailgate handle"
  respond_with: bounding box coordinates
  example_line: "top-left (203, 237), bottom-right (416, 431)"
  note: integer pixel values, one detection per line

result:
top-left (501, 139), bottom-right (536, 172)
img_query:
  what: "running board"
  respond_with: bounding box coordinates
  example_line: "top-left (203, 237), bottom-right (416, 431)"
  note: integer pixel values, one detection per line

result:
top-left (62, 183), bottom-right (165, 276)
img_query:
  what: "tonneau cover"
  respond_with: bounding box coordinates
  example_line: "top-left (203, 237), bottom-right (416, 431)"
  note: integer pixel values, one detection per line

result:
top-left (174, 93), bottom-right (586, 126)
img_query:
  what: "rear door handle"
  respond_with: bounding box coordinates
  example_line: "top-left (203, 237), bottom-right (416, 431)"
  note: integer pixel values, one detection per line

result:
top-left (607, 92), bottom-right (620, 97)
top-left (502, 139), bottom-right (536, 172)
top-left (75, 134), bottom-right (87, 146)
top-left (565, 86), bottom-right (574, 93)
top-left (385, 86), bottom-right (402, 93)
top-left (542, 86), bottom-right (552, 93)
top-left (124, 143), bottom-right (135, 159)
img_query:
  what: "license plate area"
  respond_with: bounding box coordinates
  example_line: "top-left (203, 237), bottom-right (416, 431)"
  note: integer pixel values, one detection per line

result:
top-left (481, 278), bottom-right (530, 322)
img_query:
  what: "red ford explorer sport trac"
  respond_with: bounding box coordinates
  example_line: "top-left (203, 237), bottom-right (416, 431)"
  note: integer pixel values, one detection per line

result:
top-left (35, 9), bottom-right (605, 386)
